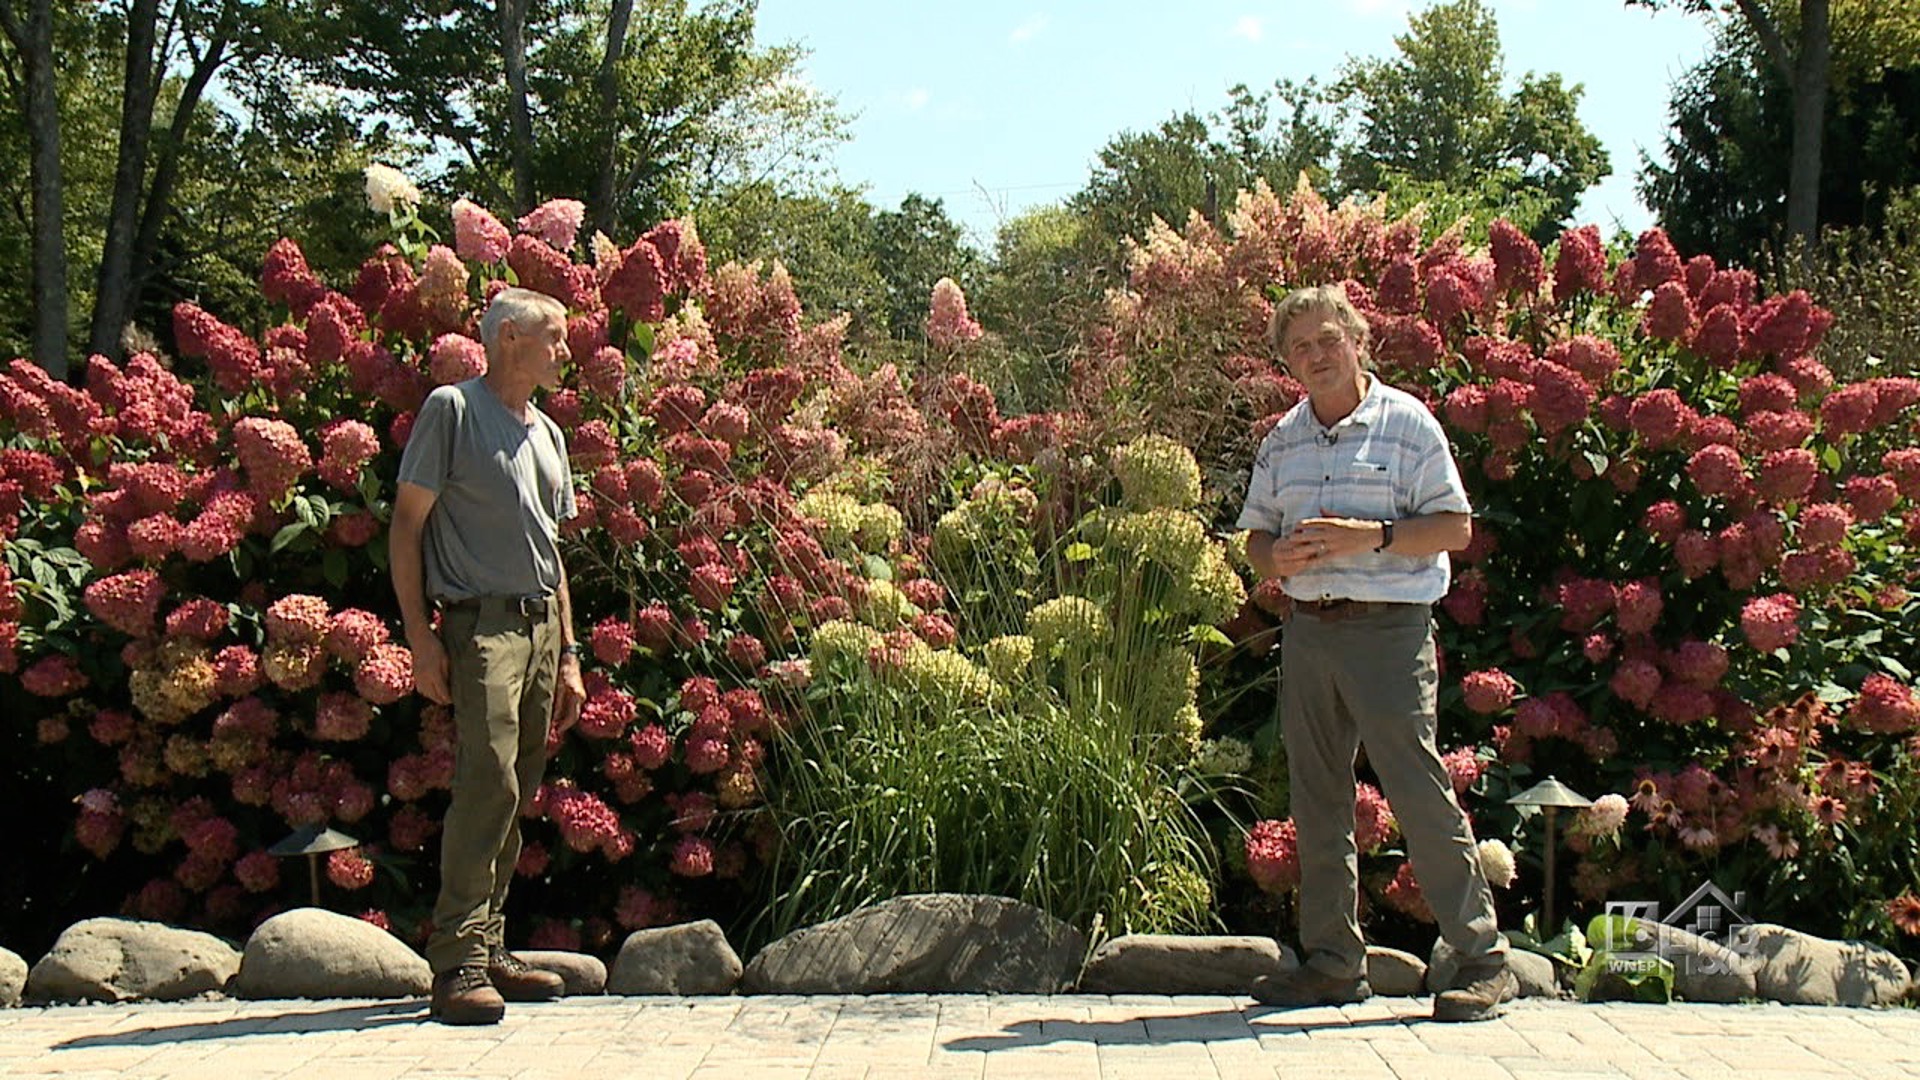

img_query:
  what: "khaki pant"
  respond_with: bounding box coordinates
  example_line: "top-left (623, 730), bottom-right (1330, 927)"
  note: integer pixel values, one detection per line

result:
top-left (426, 602), bottom-right (560, 975)
top-left (1280, 603), bottom-right (1506, 980)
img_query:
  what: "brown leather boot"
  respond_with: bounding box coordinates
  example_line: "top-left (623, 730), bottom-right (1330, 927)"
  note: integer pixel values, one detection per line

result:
top-left (1432, 965), bottom-right (1518, 1023)
top-left (488, 946), bottom-right (565, 1002)
top-left (430, 965), bottom-right (506, 1025)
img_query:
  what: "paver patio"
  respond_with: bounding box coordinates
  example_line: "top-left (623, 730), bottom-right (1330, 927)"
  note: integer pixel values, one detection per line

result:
top-left (0, 994), bottom-right (1915, 1079)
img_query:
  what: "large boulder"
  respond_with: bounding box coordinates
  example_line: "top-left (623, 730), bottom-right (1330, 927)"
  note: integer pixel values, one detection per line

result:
top-left (1, 947), bottom-right (29, 1006)
top-left (231, 908), bottom-right (430, 1000)
top-left (1428, 941), bottom-right (1559, 999)
top-left (742, 894), bottom-right (1084, 994)
top-left (1079, 935), bottom-right (1294, 994)
top-left (518, 950), bottom-right (607, 996)
top-left (1745, 923), bottom-right (1912, 1007)
top-left (25, 918), bottom-right (240, 1003)
top-left (608, 921), bottom-right (740, 995)
top-left (1365, 946), bottom-right (1427, 997)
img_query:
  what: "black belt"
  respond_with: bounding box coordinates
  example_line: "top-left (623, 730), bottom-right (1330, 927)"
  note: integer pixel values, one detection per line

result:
top-left (443, 595), bottom-right (554, 620)
top-left (1292, 598), bottom-right (1426, 622)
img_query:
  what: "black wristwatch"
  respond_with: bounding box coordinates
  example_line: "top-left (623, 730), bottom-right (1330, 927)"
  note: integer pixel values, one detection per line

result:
top-left (560, 643), bottom-right (584, 659)
top-left (1374, 520), bottom-right (1394, 553)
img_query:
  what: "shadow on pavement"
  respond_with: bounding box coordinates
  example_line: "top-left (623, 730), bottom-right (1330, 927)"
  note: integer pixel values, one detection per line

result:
top-left (942, 1006), bottom-right (1415, 1052)
top-left (54, 1001), bottom-right (428, 1048)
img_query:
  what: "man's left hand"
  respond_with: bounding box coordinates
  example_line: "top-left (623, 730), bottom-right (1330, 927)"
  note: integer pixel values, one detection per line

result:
top-left (553, 653), bottom-right (586, 734)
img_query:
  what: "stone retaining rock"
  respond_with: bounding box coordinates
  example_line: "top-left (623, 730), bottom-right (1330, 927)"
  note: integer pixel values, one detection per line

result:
top-left (0, 948), bottom-right (28, 1006)
top-left (1365, 946), bottom-right (1427, 996)
top-left (608, 921), bottom-right (741, 995)
top-left (25, 918), bottom-right (240, 1003)
top-left (231, 908), bottom-right (430, 1000)
top-left (518, 950), bottom-right (607, 995)
top-left (1428, 941), bottom-right (1559, 999)
top-left (743, 894), bottom-right (1083, 994)
top-left (1078, 935), bottom-right (1295, 994)
top-left (1745, 923), bottom-right (1911, 1007)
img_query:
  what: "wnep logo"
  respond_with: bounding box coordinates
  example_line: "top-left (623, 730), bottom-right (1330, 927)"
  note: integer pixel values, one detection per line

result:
top-left (1601, 880), bottom-right (1758, 976)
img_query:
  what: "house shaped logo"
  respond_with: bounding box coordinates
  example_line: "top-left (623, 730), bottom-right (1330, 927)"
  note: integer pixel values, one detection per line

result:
top-left (1603, 880), bottom-right (1756, 975)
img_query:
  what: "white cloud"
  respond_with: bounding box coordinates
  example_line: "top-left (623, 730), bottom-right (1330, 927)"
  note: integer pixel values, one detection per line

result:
top-left (1231, 15), bottom-right (1263, 42)
top-left (1009, 14), bottom-right (1050, 45)
top-left (903, 87), bottom-right (930, 111)
top-left (1345, 0), bottom-right (1411, 16)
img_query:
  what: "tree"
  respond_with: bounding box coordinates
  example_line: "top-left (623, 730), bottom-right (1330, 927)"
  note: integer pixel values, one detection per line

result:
top-left (288, 0), bottom-right (845, 238)
top-left (1073, 80), bottom-right (1337, 259)
top-left (0, 0), bottom-right (69, 376)
top-left (1336, 0), bottom-right (1608, 240)
top-left (88, 0), bottom-right (254, 360)
top-left (1642, 16), bottom-right (1920, 262)
top-left (1630, 1), bottom-right (1831, 243)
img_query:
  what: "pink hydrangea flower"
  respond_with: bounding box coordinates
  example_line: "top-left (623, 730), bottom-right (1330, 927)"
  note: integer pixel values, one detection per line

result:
top-left (452, 198), bottom-right (511, 263)
top-left (1461, 669), bottom-right (1518, 714)
top-left (1244, 818), bottom-right (1300, 893)
top-left (516, 199), bottom-right (585, 252)
top-left (265, 594), bottom-right (332, 644)
top-left (354, 642), bottom-right (414, 704)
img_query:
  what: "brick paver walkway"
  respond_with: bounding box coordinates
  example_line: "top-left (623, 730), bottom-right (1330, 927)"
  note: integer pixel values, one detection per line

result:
top-left (0, 994), bottom-right (1915, 1079)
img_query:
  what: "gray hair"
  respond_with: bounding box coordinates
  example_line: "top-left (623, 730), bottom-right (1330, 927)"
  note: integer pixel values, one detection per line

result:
top-left (478, 287), bottom-right (568, 353)
top-left (1268, 285), bottom-right (1373, 370)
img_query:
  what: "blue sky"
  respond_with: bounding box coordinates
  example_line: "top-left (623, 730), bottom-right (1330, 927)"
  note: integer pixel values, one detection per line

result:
top-left (752, 0), bottom-right (1722, 248)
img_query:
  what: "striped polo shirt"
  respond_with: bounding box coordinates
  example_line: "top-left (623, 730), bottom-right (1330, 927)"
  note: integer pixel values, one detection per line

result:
top-left (1236, 375), bottom-right (1471, 604)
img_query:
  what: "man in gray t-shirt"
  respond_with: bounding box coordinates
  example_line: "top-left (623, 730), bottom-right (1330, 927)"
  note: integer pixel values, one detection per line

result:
top-left (391, 288), bottom-right (585, 1025)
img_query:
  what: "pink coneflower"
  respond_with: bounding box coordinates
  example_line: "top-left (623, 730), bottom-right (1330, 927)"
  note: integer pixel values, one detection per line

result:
top-left (1887, 893), bottom-right (1920, 937)
top-left (1812, 794), bottom-right (1847, 826)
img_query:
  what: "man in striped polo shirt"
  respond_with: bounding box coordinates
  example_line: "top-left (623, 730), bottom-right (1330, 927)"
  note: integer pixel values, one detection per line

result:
top-left (1238, 285), bottom-right (1515, 1022)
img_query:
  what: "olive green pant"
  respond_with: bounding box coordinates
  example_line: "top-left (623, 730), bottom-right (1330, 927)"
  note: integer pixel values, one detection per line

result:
top-left (1280, 603), bottom-right (1507, 981)
top-left (426, 602), bottom-right (560, 975)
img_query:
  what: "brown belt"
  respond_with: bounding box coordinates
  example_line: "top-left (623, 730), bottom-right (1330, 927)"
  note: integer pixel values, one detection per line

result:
top-left (442, 595), bottom-right (554, 621)
top-left (1291, 598), bottom-right (1426, 622)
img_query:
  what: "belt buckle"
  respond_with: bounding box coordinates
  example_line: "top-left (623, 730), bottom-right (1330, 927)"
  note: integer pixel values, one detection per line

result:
top-left (516, 595), bottom-right (546, 618)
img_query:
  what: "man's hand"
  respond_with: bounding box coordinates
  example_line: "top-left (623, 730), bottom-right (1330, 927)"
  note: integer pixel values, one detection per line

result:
top-left (409, 628), bottom-right (452, 705)
top-left (1287, 517), bottom-right (1384, 562)
top-left (553, 654), bottom-right (585, 734)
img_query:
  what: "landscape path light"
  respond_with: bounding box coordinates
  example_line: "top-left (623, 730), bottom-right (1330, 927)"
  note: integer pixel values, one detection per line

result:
top-left (1506, 776), bottom-right (1592, 936)
top-left (268, 824), bottom-right (361, 908)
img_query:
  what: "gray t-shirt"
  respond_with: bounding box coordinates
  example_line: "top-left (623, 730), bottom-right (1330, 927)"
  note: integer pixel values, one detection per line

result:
top-left (397, 378), bottom-right (577, 602)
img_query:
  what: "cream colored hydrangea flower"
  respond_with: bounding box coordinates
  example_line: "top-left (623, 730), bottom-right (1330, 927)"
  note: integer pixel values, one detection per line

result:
top-left (810, 619), bottom-right (883, 670)
top-left (1113, 433), bottom-right (1202, 510)
top-left (1477, 838), bottom-right (1518, 888)
top-left (363, 163), bottom-right (422, 214)
top-left (857, 579), bottom-right (920, 630)
top-left (981, 635), bottom-right (1036, 685)
top-left (1027, 596), bottom-right (1108, 654)
top-left (1194, 736), bottom-right (1254, 776)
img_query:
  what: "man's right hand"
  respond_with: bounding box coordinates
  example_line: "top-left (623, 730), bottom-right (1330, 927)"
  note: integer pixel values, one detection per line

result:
top-left (409, 630), bottom-right (453, 705)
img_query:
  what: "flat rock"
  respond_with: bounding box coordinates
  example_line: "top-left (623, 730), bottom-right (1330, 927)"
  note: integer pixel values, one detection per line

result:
top-left (1365, 945), bottom-right (1427, 996)
top-left (231, 908), bottom-right (430, 1000)
top-left (608, 920), bottom-right (741, 995)
top-left (1745, 923), bottom-right (1911, 1007)
top-left (742, 894), bottom-right (1084, 994)
top-left (517, 950), bottom-right (606, 995)
top-left (0, 947), bottom-right (28, 1006)
top-left (1429, 940), bottom-right (1559, 999)
top-left (1079, 935), bottom-right (1295, 994)
top-left (25, 918), bottom-right (240, 1003)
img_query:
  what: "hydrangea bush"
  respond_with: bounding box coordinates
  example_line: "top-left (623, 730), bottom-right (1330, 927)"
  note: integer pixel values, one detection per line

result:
top-left (1094, 177), bottom-right (1920, 952)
